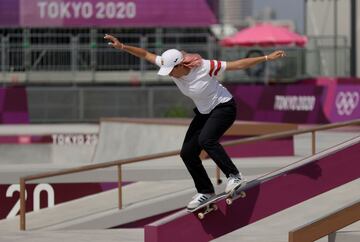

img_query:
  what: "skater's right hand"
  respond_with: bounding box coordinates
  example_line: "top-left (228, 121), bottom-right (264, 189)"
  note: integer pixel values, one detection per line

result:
top-left (267, 50), bottom-right (286, 61)
top-left (104, 34), bottom-right (124, 50)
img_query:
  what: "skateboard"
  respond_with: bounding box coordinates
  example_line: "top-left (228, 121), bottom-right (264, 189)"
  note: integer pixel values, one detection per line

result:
top-left (187, 183), bottom-right (247, 219)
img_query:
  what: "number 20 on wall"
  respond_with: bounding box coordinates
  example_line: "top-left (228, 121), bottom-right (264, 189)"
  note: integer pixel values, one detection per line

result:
top-left (5, 184), bottom-right (55, 219)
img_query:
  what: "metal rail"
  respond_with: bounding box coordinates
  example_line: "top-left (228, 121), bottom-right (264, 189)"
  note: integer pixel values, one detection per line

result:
top-left (19, 119), bottom-right (360, 230)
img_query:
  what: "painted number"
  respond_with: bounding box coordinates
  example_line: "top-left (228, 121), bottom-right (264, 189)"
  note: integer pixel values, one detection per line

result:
top-left (6, 185), bottom-right (27, 219)
top-left (95, 2), bottom-right (136, 19)
top-left (5, 184), bottom-right (55, 219)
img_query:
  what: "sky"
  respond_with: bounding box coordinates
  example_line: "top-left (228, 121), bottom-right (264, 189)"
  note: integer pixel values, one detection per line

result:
top-left (253, 0), bottom-right (305, 33)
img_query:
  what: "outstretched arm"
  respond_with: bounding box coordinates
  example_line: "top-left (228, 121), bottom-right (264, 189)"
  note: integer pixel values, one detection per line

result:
top-left (226, 50), bottom-right (286, 71)
top-left (104, 34), bottom-right (157, 65)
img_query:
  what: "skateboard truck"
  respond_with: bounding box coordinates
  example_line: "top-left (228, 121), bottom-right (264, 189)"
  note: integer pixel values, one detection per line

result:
top-left (226, 183), bottom-right (247, 205)
top-left (225, 191), bottom-right (246, 205)
top-left (197, 203), bottom-right (218, 220)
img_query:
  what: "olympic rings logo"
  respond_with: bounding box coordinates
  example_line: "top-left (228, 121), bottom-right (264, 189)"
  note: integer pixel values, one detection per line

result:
top-left (335, 91), bottom-right (359, 116)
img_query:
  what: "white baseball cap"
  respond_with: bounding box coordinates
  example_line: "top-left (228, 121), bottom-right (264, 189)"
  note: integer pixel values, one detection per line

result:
top-left (157, 49), bottom-right (183, 76)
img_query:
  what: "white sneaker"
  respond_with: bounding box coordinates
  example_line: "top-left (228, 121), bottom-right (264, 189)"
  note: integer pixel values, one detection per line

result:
top-left (225, 173), bottom-right (247, 194)
top-left (187, 193), bottom-right (215, 210)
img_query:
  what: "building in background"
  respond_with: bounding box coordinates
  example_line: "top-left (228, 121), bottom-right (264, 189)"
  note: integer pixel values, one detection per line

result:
top-left (305, 0), bottom-right (357, 77)
top-left (0, 0), bottom-right (357, 123)
top-left (255, 6), bottom-right (277, 21)
top-left (213, 0), bottom-right (295, 40)
top-left (219, 0), bottom-right (253, 26)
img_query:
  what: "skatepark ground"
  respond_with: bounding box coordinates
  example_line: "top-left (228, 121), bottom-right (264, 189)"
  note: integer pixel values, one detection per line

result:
top-left (0, 123), bottom-right (359, 242)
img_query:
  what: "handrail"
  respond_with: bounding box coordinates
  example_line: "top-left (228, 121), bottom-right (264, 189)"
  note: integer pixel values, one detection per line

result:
top-left (289, 199), bottom-right (360, 242)
top-left (220, 119), bottom-right (360, 147)
top-left (19, 119), bottom-right (360, 230)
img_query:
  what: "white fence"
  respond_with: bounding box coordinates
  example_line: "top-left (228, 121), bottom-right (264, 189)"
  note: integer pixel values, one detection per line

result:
top-left (0, 32), bottom-right (350, 83)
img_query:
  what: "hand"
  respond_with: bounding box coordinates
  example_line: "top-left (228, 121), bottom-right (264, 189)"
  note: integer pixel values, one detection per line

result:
top-left (104, 34), bottom-right (124, 49)
top-left (266, 50), bottom-right (286, 61)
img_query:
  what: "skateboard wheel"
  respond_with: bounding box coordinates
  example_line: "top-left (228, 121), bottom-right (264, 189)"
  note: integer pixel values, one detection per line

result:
top-left (226, 198), bottom-right (233, 205)
top-left (240, 191), bottom-right (246, 198)
top-left (212, 204), bottom-right (218, 211)
top-left (198, 213), bottom-right (205, 220)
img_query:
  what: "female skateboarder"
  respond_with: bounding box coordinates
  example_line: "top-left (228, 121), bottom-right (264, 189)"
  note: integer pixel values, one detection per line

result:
top-left (104, 34), bottom-right (285, 209)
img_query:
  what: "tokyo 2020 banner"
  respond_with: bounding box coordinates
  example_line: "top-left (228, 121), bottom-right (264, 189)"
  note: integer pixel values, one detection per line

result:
top-left (0, 0), bottom-right (218, 27)
top-left (227, 78), bottom-right (360, 124)
top-left (227, 84), bottom-right (329, 124)
top-left (331, 85), bottom-right (360, 122)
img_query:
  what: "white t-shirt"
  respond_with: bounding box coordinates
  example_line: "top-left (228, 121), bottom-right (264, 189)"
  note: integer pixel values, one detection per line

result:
top-left (155, 56), bottom-right (233, 114)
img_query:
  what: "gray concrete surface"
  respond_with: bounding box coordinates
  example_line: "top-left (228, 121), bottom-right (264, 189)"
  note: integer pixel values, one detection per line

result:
top-left (213, 178), bottom-right (360, 242)
top-left (0, 156), bottom-right (300, 184)
top-left (294, 130), bottom-right (360, 156)
top-left (92, 122), bottom-right (188, 162)
top-left (0, 229), bottom-right (143, 242)
top-left (3, 129), bottom-right (357, 183)
top-left (0, 144), bottom-right (96, 164)
top-left (0, 124), bottom-right (98, 164)
top-left (339, 221), bottom-right (360, 232)
top-left (328, 221), bottom-right (360, 242)
top-left (0, 124), bottom-right (98, 135)
top-left (93, 121), bottom-right (360, 163)
top-left (44, 179), bottom-right (227, 230)
top-left (1, 123), bottom-right (358, 167)
top-left (330, 231), bottom-right (360, 242)
top-left (0, 123), bottom-right (359, 242)
top-left (0, 180), bottom-right (196, 232)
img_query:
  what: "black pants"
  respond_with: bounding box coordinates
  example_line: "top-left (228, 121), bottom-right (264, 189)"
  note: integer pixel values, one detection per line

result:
top-left (180, 98), bottom-right (239, 194)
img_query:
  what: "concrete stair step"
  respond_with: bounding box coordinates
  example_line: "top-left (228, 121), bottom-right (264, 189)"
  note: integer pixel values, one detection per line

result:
top-left (0, 229), bottom-right (143, 242)
top-left (0, 180), bottom-right (194, 232)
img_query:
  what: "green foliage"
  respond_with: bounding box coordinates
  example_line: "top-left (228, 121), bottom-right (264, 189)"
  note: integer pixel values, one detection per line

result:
top-left (164, 105), bottom-right (188, 118)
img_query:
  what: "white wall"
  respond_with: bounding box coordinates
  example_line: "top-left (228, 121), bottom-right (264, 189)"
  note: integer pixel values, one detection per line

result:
top-left (306, 0), bottom-right (350, 37)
